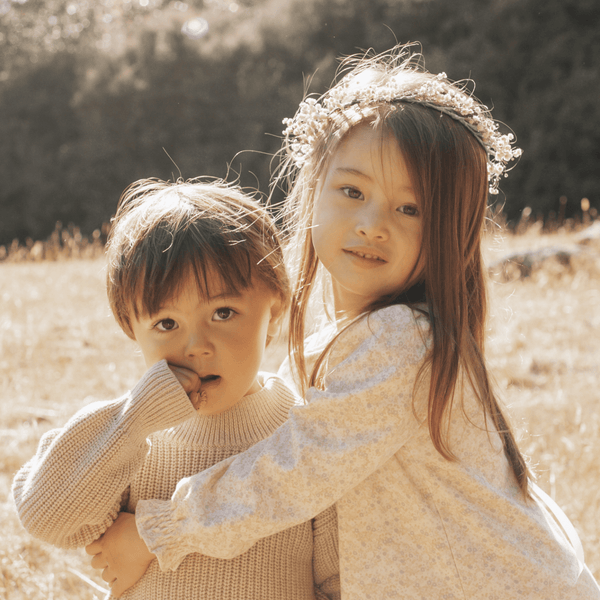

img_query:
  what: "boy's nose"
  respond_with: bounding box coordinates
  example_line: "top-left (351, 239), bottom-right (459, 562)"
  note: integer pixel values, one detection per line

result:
top-left (186, 329), bottom-right (213, 356)
top-left (355, 204), bottom-right (389, 241)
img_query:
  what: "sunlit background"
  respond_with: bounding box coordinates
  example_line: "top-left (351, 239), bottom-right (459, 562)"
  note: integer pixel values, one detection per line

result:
top-left (0, 0), bottom-right (598, 248)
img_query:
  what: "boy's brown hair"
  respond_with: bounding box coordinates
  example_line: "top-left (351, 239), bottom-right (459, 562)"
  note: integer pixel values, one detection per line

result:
top-left (106, 178), bottom-right (289, 339)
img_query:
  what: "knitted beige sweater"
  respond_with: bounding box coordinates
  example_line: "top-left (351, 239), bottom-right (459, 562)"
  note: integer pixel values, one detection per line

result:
top-left (12, 360), bottom-right (340, 600)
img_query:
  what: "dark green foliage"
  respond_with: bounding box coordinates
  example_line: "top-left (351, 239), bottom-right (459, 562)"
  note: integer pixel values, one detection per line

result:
top-left (0, 0), bottom-right (598, 244)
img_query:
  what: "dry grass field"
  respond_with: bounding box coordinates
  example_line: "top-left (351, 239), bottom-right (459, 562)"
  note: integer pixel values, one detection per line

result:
top-left (1, 225), bottom-right (599, 598)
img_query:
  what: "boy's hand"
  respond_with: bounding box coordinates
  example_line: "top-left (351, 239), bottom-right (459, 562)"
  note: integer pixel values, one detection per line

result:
top-left (85, 512), bottom-right (155, 598)
top-left (168, 364), bottom-right (207, 409)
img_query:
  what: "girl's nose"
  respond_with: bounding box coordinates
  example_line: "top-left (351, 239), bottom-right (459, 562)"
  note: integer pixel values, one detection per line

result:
top-left (355, 204), bottom-right (389, 241)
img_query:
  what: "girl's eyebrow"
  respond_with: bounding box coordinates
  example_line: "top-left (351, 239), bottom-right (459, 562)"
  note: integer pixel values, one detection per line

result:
top-left (334, 167), bottom-right (415, 193)
top-left (334, 167), bottom-right (372, 180)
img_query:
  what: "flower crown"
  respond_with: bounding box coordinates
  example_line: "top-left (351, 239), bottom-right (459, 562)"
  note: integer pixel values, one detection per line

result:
top-left (282, 69), bottom-right (522, 195)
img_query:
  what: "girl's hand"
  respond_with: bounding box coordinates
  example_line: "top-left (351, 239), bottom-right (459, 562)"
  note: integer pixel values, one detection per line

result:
top-left (85, 512), bottom-right (154, 598)
top-left (168, 364), bottom-right (206, 409)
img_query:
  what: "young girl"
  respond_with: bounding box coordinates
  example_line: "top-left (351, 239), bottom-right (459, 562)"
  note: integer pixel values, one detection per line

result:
top-left (92, 46), bottom-right (599, 598)
top-left (12, 178), bottom-right (340, 599)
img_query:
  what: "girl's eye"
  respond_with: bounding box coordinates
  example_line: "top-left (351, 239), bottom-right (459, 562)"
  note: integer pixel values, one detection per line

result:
top-left (397, 204), bottom-right (419, 217)
top-left (213, 307), bottom-right (236, 321)
top-left (155, 318), bottom-right (178, 332)
top-left (342, 186), bottom-right (363, 200)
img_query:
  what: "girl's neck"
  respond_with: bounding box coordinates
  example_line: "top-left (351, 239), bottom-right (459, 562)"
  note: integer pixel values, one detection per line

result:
top-left (332, 306), bottom-right (368, 331)
top-left (332, 287), bottom-right (371, 326)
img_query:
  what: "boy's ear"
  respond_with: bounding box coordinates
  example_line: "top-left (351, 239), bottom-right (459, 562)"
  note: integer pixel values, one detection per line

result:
top-left (267, 296), bottom-right (285, 338)
top-left (122, 312), bottom-right (137, 341)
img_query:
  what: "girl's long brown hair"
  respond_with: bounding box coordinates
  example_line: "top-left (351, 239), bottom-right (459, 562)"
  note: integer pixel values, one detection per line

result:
top-left (277, 52), bottom-right (530, 496)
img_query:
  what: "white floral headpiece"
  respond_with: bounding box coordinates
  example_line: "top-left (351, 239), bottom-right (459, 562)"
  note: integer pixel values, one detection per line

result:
top-left (283, 69), bottom-right (522, 195)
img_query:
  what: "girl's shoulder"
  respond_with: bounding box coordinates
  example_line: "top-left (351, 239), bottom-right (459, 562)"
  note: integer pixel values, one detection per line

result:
top-left (347, 303), bottom-right (429, 346)
top-left (367, 303), bottom-right (430, 333)
top-left (330, 304), bottom-right (431, 368)
top-left (278, 304), bottom-right (431, 394)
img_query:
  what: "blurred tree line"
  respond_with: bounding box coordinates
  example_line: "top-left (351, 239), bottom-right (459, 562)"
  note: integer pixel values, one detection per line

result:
top-left (1, 0), bottom-right (598, 245)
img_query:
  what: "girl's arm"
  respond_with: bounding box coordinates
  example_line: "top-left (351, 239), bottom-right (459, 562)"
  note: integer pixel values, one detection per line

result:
top-left (136, 305), bottom-right (428, 571)
top-left (12, 360), bottom-right (196, 549)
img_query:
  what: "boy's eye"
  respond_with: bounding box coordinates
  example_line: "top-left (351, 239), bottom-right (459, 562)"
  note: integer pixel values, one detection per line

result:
top-left (155, 318), bottom-right (178, 331)
top-left (342, 186), bottom-right (363, 200)
top-left (213, 307), bottom-right (235, 321)
top-left (397, 204), bottom-right (419, 217)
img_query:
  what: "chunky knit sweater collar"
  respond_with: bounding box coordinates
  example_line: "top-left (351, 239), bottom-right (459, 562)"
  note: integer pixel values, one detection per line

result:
top-left (166, 374), bottom-right (298, 447)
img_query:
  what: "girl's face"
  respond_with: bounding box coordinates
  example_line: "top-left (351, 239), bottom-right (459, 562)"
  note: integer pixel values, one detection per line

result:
top-left (130, 271), bottom-right (281, 415)
top-left (311, 124), bottom-right (423, 318)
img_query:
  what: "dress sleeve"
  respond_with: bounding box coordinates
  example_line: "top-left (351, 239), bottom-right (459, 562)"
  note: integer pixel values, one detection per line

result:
top-left (12, 360), bottom-right (196, 549)
top-left (136, 306), bottom-right (429, 570)
top-left (312, 504), bottom-right (340, 600)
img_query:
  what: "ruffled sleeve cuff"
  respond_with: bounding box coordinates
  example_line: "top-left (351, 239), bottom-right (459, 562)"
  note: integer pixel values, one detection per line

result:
top-left (136, 493), bottom-right (257, 570)
top-left (135, 499), bottom-right (187, 571)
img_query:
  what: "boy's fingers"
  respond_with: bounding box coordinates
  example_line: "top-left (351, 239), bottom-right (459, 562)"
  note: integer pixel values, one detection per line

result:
top-left (90, 553), bottom-right (108, 569)
top-left (168, 364), bottom-right (200, 394)
top-left (190, 388), bottom-right (207, 410)
top-left (85, 540), bottom-right (102, 555)
top-left (168, 364), bottom-right (207, 408)
top-left (101, 566), bottom-right (116, 584)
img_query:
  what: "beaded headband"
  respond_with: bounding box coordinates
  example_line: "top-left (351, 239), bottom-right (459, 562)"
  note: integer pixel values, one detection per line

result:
top-left (282, 59), bottom-right (522, 195)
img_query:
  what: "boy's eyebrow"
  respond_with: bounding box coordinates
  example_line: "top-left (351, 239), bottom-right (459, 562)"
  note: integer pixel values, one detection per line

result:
top-left (149, 290), bottom-right (243, 314)
top-left (206, 291), bottom-right (243, 301)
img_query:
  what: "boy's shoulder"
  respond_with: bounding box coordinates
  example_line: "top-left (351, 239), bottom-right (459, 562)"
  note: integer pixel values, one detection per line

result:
top-left (257, 371), bottom-right (302, 407)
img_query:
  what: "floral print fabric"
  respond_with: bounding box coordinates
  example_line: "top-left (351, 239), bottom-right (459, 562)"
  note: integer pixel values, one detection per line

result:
top-left (136, 305), bottom-right (600, 599)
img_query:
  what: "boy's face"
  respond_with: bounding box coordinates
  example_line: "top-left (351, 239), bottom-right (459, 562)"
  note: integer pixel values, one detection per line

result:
top-left (130, 271), bottom-right (281, 416)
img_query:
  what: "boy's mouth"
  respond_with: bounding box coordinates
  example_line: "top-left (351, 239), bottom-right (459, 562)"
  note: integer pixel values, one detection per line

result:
top-left (200, 374), bottom-right (221, 387)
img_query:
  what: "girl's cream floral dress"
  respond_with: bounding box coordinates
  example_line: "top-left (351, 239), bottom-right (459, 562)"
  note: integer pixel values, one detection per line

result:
top-left (137, 305), bottom-right (600, 599)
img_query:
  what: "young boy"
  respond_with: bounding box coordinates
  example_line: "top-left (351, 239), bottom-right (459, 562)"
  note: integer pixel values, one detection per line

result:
top-left (12, 178), bottom-right (339, 599)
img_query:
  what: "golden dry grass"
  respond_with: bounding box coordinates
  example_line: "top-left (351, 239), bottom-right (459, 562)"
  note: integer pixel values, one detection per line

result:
top-left (484, 226), bottom-right (600, 579)
top-left (1, 226), bottom-right (599, 597)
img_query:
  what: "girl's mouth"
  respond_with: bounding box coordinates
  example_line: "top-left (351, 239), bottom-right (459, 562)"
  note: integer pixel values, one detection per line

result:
top-left (345, 249), bottom-right (386, 262)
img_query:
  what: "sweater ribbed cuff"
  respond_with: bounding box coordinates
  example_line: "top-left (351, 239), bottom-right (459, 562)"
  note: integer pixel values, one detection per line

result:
top-left (127, 360), bottom-right (198, 439)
